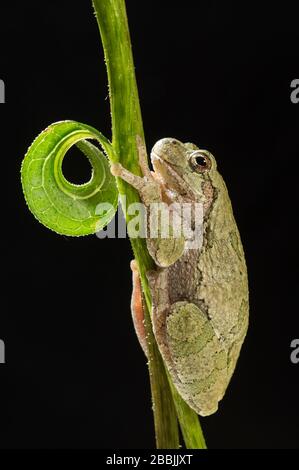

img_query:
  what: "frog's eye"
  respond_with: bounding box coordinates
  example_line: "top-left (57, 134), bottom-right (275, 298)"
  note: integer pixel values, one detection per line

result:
top-left (189, 151), bottom-right (211, 172)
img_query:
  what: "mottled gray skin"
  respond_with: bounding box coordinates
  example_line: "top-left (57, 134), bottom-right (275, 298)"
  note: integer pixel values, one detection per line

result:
top-left (111, 137), bottom-right (249, 416)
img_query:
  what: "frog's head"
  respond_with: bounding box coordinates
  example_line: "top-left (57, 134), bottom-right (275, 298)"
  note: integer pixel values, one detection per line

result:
top-left (151, 138), bottom-right (218, 203)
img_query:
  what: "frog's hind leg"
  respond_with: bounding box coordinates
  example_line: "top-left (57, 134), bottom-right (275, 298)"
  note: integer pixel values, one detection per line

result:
top-left (130, 260), bottom-right (148, 356)
top-left (162, 301), bottom-right (229, 416)
top-left (131, 262), bottom-right (171, 360)
top-left (147, 268), bottom-right (175, 371)
top-left (131, 261), bottom-right (173, 363)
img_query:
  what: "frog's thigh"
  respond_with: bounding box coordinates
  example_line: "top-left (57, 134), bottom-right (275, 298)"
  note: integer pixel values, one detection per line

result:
top-left (130, 260), bottom-right (148, 356)
top-left (166, 301), bottom-right (228, 416)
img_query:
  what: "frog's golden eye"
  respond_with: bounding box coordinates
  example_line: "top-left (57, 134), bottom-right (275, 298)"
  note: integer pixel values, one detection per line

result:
top-left (189, 151), bottom-right (211, 172)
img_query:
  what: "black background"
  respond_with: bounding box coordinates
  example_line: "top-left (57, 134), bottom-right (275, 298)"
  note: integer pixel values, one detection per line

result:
top-left (0, 1), bottom-right (298, 449)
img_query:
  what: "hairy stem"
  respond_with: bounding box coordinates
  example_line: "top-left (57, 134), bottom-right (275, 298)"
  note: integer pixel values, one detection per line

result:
top-left (92, 0), bottom-right (206, 449)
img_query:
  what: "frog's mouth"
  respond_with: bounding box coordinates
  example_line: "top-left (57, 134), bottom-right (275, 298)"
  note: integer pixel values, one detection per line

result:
top-left (151, 152), bottom-right (195, 200)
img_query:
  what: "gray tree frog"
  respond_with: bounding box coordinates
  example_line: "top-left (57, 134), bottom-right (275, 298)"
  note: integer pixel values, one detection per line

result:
top-left (111, 137), bottom-right (249, 416)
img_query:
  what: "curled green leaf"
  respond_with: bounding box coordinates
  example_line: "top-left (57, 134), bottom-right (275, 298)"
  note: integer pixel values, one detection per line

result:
top-left (21, 120), bottom-right (118, 236)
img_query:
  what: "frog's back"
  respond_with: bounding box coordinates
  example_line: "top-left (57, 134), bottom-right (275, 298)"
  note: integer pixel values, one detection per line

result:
top-left (161, 178), bottom-right (249, 414)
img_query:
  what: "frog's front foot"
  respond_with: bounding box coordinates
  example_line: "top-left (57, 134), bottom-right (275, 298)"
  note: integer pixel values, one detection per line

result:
top-left (110, 162), bottom-right (122, 177)
top-left (110, 162), bottom-right (145, 192)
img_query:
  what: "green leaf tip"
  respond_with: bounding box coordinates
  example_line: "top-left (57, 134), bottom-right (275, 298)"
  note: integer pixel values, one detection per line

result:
top-left (21, 120), bottom-right (118, 236)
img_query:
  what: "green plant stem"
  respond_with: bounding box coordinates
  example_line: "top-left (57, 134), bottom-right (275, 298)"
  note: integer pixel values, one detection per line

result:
top-left (92, 0), bottom-right (206, 449)
top-left (168, 375), bottom-right (207, 449)
top-left (92, 0), bottom-right (179, 449)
